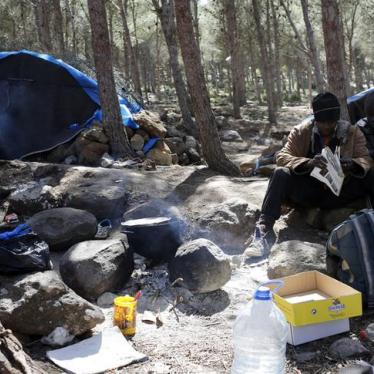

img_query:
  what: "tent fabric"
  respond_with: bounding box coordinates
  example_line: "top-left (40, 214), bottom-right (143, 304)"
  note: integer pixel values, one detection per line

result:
top-left (0, 50), bottom-right (141, 160)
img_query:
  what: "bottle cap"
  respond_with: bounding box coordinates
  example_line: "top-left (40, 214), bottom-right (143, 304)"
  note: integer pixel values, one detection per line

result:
top-left (254, 286), bottom-right (271, 300)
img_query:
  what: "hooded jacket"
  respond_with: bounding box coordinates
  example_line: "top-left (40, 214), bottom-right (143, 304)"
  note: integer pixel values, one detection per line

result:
top-left (276, 119), bottom-right (372, 177)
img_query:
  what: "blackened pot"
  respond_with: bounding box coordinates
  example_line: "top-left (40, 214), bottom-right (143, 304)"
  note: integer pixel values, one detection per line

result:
top-left (121, 217), bottom-right (182, 261)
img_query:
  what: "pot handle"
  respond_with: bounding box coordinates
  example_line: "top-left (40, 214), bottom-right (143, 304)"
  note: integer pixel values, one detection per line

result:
top-left (122, 230), bottom-right (134, 234)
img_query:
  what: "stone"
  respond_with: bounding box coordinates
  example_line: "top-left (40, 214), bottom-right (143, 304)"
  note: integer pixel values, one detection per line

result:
top-left (294, 351), bottom-right (317, 363)
top-left (329, 338), bottom-right (370, 360)
top-left (82, 127), bottom-right (108, 144)
top-left (78, 141), bottom-right (109, 166)
top-left (59, 168), bottom-right (129, 220)
top-left (267, 240), bottom-right (326, 278)
top-left (137, 129), bottom-right (150, 142)
top-left (171, 153), bottom-right (179, 164)
top-left (186, 148), bottom-right (201, 164)
top-left (0, 271), bottom-right (104, 336)
top-left (338, 363), bottom-right (373, 374)
top-left (27, 207), bottom-right (97, 251)
top-left (197, 198), bottom-right (258, 254)
top-left (215, 115), bottom-right (229, 129)
top-left (131, 134), bottom-right (145, 151)
top-left (239, 157), bottom-right (257, 176)
top-left (168, 239), bottom-right (232, 293)
top-left (164, 137), bottom-right (186, 155)
top-left (147, 141), bottom-right (172, 166)
top-left (220, 130), bottom-right (243, 142)
top-left (9, 181), bottom-right (58, 215)
top-left (60, 239), bottom-right (133, 301)
top-left (184, 135), bottom-right (198, 149)
top-left (133, 110), bottom-right (167, 138)
top-left (125, 126), bottom-right (135, 139)
top-left (165, 124), bottom-right (185, 138)
top-left (97, 292), bottom-right (118, 307)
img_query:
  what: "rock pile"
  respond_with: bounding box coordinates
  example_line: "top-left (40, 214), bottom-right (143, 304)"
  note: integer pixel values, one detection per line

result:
top-left (34, 109), bottom-right (203, 167)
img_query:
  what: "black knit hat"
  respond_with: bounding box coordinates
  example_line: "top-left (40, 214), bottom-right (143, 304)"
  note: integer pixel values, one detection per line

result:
top-left (312, 92), bottom-right (340, 122)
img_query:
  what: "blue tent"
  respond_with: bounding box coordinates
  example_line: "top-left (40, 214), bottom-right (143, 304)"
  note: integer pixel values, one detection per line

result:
top-left (0, 50), bottom-right (142, 160)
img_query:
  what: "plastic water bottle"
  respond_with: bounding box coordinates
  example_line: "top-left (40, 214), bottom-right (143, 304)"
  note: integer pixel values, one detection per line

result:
top-left (231, 284), bottom-right (288, 374)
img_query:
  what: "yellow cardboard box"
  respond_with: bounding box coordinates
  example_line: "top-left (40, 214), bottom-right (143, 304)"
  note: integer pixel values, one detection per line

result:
top-left (273, 271), bottom-right (362, 327)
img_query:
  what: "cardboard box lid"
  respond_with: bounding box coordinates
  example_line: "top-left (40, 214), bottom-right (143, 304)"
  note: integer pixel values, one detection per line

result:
top-left (273, 271), bottom-right (362, 326)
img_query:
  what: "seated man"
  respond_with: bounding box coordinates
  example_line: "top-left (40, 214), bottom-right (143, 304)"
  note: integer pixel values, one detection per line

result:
top-left (356, 91), bottom-right (374, 160)
top-left (248, 92), bottom-right (373, 255)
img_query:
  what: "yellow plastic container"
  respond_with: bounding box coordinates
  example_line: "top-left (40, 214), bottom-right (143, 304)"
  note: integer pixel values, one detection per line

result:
top-left (113, 295), bottom-right (137, 336)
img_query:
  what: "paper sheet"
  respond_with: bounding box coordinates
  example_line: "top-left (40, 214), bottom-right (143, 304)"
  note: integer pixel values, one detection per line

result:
top-left (47, 326), bottom-right (146, 374)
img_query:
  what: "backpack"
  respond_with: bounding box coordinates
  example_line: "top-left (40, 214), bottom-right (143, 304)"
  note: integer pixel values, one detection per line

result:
top-left (326, 209), bottom-right (374, 309)
top-left (0, 225), bottom-right (51, 275)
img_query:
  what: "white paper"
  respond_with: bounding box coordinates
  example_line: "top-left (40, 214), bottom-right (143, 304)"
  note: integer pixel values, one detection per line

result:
top-left (310, 146), bottom-right (344, 196)
top-left (47, 326), bottom-right (146, 374)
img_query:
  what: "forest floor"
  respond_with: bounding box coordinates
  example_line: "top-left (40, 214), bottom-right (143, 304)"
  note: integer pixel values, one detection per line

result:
top-left (24, 101), bottom-right (373, 374)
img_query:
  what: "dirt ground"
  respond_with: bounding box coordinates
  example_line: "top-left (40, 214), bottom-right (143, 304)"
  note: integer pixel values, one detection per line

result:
top-left (24, 103), bottom-right (374, 373)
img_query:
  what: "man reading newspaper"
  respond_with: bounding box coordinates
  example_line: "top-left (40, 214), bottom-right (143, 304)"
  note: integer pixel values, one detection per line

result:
top-left (246, 92), bottom-right (374, 256)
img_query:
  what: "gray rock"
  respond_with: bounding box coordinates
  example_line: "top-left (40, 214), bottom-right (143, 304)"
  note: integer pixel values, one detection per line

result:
top-left (164, 137), bottom-right (186, 155)
top-left (168, 239), bottom-right (231, 293)
top-left (60, 239), bottom-right (133, 300)
top-left (186, 148), bottom-right (201, 164)
top-left (0, 271), bottom-right (104, 336)
top-left (220, 130), bottom-right (243, 142)
top-left (131, 134), bottom-right (145, 151)
top-left (268, 240), bottom-right (326, 278)
top-left (329, 338), bottom-right (370, 360)
top-left (184, 135), bottom-right (198, 149)
top-left (97, 292), bottom-right (118, 307)
top-left (215, 116), bottom-right (229, 129)
top-left (59, 168), bottom-right (129, 219)
top-left (197, 198), bottom-right (258, 254)
top-left (338, 362), bottom-right (373, 374)
top-left (294, 351), bottom-right (317, 362)
top-left (27, 207), bottom-right (97, 251)
top-left (9, 181), bottom-right (61, 215)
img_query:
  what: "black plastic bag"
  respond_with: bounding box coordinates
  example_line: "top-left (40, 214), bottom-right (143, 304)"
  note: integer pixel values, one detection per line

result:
top-left (0, 232), bottom-right (51, 275)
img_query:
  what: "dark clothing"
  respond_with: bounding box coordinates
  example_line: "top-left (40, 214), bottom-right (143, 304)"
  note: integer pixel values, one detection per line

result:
top-left (357, 118), bottom-right (374, 160)
top-left (261, 167), bottom-right (374, 221)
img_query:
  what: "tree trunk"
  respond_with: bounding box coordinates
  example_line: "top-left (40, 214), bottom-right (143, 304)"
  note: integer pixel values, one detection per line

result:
top-left (33, 0), bottom-right (52, 52)
top-left (265, 0), bottom-right (277, 110)
top-left (271, 0), bottom-right (283, 107)
top-left (353, 46), bottom-right (364, 91)
top-left (118, 0), bottom-right (143, 100)
top-left (174, 0), bottom-right (240, 176)
top-left (252, 0), bottom-right (277, 125)
top-left (191, 0), bottom-right (201, 54)
top-left (0, 322), bottom-right (43, 374)
top-left (300, 0), bottom-right (324, 92)
top-left (223, 0), bottom-right (245, 118)
top-left (321, 0), bottom-right (349, 121)
top-left (153, 0), bottom-right (195, 133)
top-left (87, 0), bottom-right (134, 158)
top-left (51, 0), bottom-right (65, 55)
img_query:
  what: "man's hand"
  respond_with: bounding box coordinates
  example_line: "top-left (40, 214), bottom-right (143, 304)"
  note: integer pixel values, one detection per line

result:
top-left (340, 157), bottom-right (355, 174)
top-left (306, 154), bottom-right (328, 171)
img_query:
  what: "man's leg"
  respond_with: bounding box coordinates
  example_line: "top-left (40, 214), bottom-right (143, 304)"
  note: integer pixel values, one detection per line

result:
top-left (260, 167), bottom-right (326, 228)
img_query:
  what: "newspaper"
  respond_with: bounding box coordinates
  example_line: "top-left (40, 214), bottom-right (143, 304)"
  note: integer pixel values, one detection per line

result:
top-left (310, 146), bottom-right (344, 196)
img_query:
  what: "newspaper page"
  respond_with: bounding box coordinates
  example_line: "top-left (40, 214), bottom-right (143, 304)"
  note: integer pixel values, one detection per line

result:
top-left (310, 146), bottom-right (345, 196)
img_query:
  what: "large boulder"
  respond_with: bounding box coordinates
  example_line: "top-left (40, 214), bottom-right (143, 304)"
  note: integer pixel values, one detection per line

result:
top-left (168, 239), bottom-right (231, 293)
top-left (27, 207), bottom-right (97, 251)
top-left (60, 239), bottom-right (134, 300)
top-left (0, 271), bottom-right (104, 336)
top-left (133, 110), bottom-right (167, 138)
top-left (268, 240), bottom-right (326, 278)
top-left (146, 141), bottom-right (173, 166)
top-left (57, 168), bottom-right (130, 219)
top-left (197, 198), bottom-right (258, 254)
top-left (219, 130), bottom-right (243, 142)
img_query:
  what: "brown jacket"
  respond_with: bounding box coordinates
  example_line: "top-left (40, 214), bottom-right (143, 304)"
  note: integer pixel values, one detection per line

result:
top-left (276, 119), bottom-right (372, 176)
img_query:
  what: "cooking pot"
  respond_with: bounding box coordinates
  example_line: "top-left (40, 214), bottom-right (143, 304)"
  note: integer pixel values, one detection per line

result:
top-left (121, 217), bottom-right (182, 261)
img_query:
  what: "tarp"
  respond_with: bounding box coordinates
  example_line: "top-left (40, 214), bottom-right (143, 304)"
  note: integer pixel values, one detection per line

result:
top-left (0, 50), bottom-right (142, 160)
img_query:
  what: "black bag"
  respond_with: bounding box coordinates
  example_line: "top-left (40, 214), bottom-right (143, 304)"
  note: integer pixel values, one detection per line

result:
top-left (0, 232), bottom-right (52, 275)
top-left (326, 209), bottom-right (374, 309)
